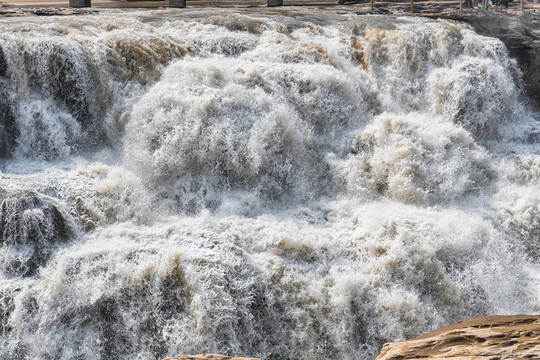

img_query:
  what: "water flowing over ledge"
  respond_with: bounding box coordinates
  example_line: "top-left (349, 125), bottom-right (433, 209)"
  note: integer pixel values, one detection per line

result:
top-left (0, 9), bottom-right (540, 360)
top-left (425, 10), bottom-right (540, 108)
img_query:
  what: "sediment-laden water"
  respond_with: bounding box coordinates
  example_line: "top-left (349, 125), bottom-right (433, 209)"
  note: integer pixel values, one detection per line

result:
top-left (0, 9), bottom-right (539, 360)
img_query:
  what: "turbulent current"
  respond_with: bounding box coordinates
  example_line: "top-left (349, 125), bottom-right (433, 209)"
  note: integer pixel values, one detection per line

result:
top-left (0, 8), bottom-right (539, 360)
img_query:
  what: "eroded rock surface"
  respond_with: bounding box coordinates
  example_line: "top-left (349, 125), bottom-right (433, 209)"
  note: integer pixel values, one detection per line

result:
top-left (164, 355), bottom-right (261, 360)
top-left (376, 315), bottom-right (540, 360)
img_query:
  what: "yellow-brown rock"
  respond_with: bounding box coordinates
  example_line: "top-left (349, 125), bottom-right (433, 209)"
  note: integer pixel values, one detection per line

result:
top-left (376, 315), bottom-right (540, 360)
top-left (164, 354), bottom-right (261, 360)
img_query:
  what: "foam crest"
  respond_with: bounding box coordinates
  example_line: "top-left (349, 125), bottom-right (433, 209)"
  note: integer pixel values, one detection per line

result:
top-left (331, 112), bottom-right (493, 204)
top-left (124, 55), bottom-right (373, 210)
top-left (427, 54), bottom-right (523, 137)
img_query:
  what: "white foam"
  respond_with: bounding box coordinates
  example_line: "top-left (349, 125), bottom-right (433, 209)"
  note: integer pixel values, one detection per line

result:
top-left (0, 10), bottom-right (538, 360)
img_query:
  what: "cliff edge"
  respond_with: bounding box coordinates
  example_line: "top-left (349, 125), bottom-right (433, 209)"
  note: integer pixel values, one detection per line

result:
top-left (375, 314), bottom-right (540, 360)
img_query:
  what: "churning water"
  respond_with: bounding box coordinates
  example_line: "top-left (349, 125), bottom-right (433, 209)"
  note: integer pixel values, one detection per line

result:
top-left (1, 8), bottom-right (539, 360)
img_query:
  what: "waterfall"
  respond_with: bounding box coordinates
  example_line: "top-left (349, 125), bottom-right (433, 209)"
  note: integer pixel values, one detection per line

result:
top-left (0, 9), bottom-right (539, 360)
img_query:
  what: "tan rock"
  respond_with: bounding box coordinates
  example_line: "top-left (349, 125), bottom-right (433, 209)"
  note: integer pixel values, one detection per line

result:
top-left (164, 354), bottom-right (261, 360)
top-left (376, 315), bottom-right (540, 360)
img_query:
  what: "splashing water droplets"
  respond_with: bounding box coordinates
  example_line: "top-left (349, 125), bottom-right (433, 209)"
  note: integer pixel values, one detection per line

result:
top-left (0, 10), bottom-right (538, 360)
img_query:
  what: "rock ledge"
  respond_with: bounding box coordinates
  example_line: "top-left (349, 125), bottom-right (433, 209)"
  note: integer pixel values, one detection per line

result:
top-left (376, 314), bottom-right (540, 360)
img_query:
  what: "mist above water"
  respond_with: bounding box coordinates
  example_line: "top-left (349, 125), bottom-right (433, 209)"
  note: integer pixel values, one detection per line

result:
top-left (0, 9), bottom-right (539, 360)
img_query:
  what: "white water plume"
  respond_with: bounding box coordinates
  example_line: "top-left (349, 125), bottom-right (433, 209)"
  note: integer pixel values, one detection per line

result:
top-left (0, 9), bottom-right (539, 360)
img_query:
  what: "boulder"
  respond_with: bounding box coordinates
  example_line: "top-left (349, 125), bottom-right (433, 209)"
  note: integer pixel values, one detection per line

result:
top-left (164, 355), bottom-right (261, 360)
top-left (376, 315), bottom-right (540, 360)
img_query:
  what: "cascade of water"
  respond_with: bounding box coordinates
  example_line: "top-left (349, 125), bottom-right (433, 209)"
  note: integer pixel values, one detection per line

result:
top-left (0, 10), bottom-right (539, 360)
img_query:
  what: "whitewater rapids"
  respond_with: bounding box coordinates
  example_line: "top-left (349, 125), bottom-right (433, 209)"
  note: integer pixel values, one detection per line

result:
top-left (0, 8), bottom-right (539, 360)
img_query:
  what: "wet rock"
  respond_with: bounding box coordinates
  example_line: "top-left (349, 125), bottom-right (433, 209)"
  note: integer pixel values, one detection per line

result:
top-left (0, 189), bottom-right (75, 276)
top-left (375, 315), bottom-right (540, 360)
top-left (164, 355), bottom-right (262, 360)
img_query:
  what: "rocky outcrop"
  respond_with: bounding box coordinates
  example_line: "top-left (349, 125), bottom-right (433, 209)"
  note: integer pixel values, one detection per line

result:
top-left (376, 315), bottom-right (540, 360)
top-left (164, 355), bottom-right (261, 360)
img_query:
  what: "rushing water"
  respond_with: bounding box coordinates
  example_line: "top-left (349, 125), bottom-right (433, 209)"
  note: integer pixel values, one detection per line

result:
top-left (0, 8), bottom-right (539, 360)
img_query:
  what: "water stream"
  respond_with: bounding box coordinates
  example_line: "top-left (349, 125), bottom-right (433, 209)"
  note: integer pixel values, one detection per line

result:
top-left (0, 9), bottom-right (539, 359)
